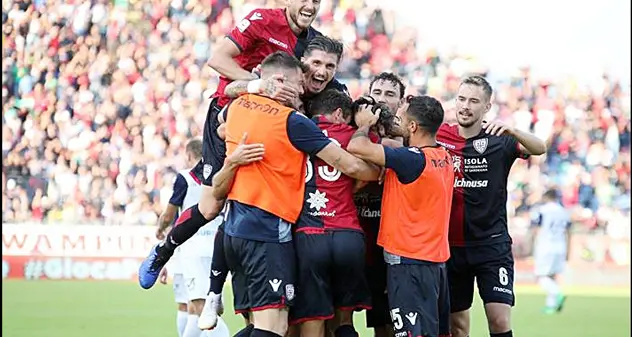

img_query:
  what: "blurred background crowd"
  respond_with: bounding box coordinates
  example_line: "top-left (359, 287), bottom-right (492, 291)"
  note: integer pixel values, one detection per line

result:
top-left (2, 0), bottom-right (630, 248)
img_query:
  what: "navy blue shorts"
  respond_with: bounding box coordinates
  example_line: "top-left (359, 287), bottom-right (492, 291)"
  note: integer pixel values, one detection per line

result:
top-left (289, 230), bottom-right (371, 325)
top-left (202, 98), bottom-right (227, 186)
top-left (223, 235), bottom-right (296, 314)
top-left (447, 242), bottom-right (515, 312)
top-left (386, 261), bottom-right (444, 337)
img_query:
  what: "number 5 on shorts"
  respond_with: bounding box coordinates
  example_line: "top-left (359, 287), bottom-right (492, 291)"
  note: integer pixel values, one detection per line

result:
top-left (498, 267), bottom-right (509, 286)
top-left (390, 308), bottom-right (404, 330)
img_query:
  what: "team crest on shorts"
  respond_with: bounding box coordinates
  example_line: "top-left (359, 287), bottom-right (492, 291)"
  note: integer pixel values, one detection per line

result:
top-left (473, 138), bottom-right (488, 154)
top-left (285, 284), bottom-right (295, 301)
top-left (203, 164), bottom-right (212, 179)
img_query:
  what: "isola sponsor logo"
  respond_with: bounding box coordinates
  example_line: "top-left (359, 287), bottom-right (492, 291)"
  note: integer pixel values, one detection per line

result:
top-left (453, 178), bottom-right (488, 188)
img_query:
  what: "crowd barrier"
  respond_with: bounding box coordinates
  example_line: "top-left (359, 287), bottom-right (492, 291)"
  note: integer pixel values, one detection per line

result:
top-left (2, 224), bottom-right (629, 285)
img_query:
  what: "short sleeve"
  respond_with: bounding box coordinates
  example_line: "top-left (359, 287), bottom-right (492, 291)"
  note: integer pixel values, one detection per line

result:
top-left (503, 135), bottom-right (530, 161)
top-left (169, 174), bottom-right (188, 207)
top-left (227, 10), bottom-right (266, 52)
top-left (384, 146), bottom-right (426, 184)
top-left (286, 112), bottom-right (331, 155)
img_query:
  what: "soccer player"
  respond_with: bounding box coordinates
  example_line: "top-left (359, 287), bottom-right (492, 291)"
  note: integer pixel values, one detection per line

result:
top-left (209, 51), bottom-right (379, 337)
top-left (531, 188), bottom-right (570, 314)
top-left (224, 35), bottom-right (348, 108)
top-left (154, 139), bottom-right (232, 337)
top-left (289, 89), bottom-right (374, 337)
top-left (199, 36), bottom-right (348, 332)
top-left (357, 72), bottom-right (406, 337)
top-left (138, 0), bottom-right (334, 291)
top-left (347, 95), bottom-right (455, 337)
top-left (436, 75), bottom-right (547, 337)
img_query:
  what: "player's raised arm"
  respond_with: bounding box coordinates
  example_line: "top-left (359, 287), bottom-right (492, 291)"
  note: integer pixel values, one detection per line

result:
top-left (207, 9), bottom-right (267, 81)
top-left (211, 133), bottom-right (265, 199)
top-left (347, 105), bottom-right (387, 166)
top-left (482, 119), bottom-right (547, 155)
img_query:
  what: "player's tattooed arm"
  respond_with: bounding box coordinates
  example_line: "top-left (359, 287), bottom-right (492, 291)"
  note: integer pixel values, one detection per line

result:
top-left (224, 80), bottom-right (252, 98)
top-left (211, 133), bottom-right (265, 199)
top-left (224, 75), bottom-right (299, 104)
top-left (348, 125), bottom-right (387, 167)
top-left (315, 143), bottom-right (380, 181)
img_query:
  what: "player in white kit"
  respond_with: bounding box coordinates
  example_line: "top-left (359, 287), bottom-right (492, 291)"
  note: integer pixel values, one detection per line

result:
top-left (530, 188), bottom-right (571, 314)
top-left (158, 139), bottom-right (230, 337)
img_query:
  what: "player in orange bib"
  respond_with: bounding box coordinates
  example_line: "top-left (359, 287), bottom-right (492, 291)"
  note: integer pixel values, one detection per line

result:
top-left (347, 96), bottom-right (454, 337)
top-left (209, 51), bottom-right (380, 337)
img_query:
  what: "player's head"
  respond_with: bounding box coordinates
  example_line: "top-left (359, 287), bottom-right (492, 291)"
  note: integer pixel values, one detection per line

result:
top-left (185, 138), bottom-right (203, 167)
top-left (301, 36), bottom-right (343, 95)
top-left (398, 95), bottom-right (444, 146)
top-left (309, 89), bottom-right (353, 124)
top-left (543, 188), bottom-right (559, 202)
top-left (455, 75), bottom-right (493, 128)
top-left (261, 51), bottom-right (308, 104)
top-left (369, 72), bottom-right (406, 115)
top-left (287, 0), bottom-right (321, 31)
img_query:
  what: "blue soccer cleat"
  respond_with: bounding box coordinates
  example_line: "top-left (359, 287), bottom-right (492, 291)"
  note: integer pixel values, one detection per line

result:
top-left (138, 244), bottom-right (169, 289)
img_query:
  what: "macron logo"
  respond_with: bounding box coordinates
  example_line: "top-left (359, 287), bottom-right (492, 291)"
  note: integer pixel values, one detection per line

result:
top-left (269, 279), bottom-right (282, 292)
top-left (405, 312), bottom-right (418, 325)
top-left (268, 37), bottom-right (288, 49)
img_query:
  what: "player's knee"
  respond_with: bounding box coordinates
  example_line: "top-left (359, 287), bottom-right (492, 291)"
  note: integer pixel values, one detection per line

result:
top-left (450, 311), bottom-right (470, 337)
top-left (484, 304), bottom-right (511, 333)
top-left (188, 299), bottom-right (204, 315)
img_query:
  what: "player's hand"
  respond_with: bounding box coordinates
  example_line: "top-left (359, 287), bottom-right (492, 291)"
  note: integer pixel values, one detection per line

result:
top-left (155, 228), bottom-right (166, 240)
top-left (251, 64), bottom-right (262, 78)
top-left (378, 167), bottom-right (387, 184)
top-left (354, 104), bottom-right (380, 128)
top-left (227, 133), bottom-right (265, 166)
top-left (482, 119), bottom-right (514, 137)
top-left (159, 267), bottom-right (168, 284)
top-left (260, 74), bottom-right (300, 104)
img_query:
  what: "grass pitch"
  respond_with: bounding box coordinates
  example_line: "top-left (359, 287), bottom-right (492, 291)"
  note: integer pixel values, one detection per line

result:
top-left (2, 280), bottom-right (630, 337)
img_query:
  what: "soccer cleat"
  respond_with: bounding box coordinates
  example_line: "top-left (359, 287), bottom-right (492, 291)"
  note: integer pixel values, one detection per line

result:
top-left (543, 306), bottom-right (557, 315)
top-left (138, 244), bottom-right (171, 289)
top-left (198, 292), bottom-right (224, 330)
top-left (555, 294), bottom-right (567, 312)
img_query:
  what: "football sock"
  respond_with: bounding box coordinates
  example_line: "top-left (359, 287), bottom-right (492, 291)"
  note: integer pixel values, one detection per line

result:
top-left (209, 228), bottom-right (229, 294)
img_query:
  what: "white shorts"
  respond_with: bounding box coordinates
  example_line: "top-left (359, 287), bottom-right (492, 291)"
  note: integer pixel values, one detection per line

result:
top-left (182, 256), bottom-right (213, 301)
top-left (173, 273), bottom-right (188, 304)
top-left (534, 251), bottom-right (566, 276)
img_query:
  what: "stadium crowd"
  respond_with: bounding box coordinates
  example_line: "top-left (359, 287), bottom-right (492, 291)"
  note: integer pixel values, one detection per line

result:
top-left (2, 0), bottom-right (630, 243)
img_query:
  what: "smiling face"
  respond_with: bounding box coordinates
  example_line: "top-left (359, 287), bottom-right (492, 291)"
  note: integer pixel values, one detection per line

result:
top-left (370, 79), bottom-right (403, 116)
top-left (301, 49), bottom-right (338, 95)
top-left (287, 0), bottom-right (321, 31)
top-left (455, 83), bottom-right (491, 128)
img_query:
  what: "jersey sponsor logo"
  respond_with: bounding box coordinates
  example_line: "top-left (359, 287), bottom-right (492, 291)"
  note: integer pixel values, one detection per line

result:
top-left (431, 156), bottom-right (450, 168)
top-left (473, 138), bottom-right (488, 154)
top-left (268, 37), bottom-right (289, 49)
top-left (358, 206), bottom-right (380, 218)
top-left (306, 189), bottom-right (336, 217)
top-left (453, 178), bottom-right (488, 188)
top-left (268, 278), bottom-right (282, 292)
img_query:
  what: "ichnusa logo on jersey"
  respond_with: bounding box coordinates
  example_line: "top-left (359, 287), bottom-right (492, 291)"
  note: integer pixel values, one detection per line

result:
top-left (453, 178), bottom-right (488, 188)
